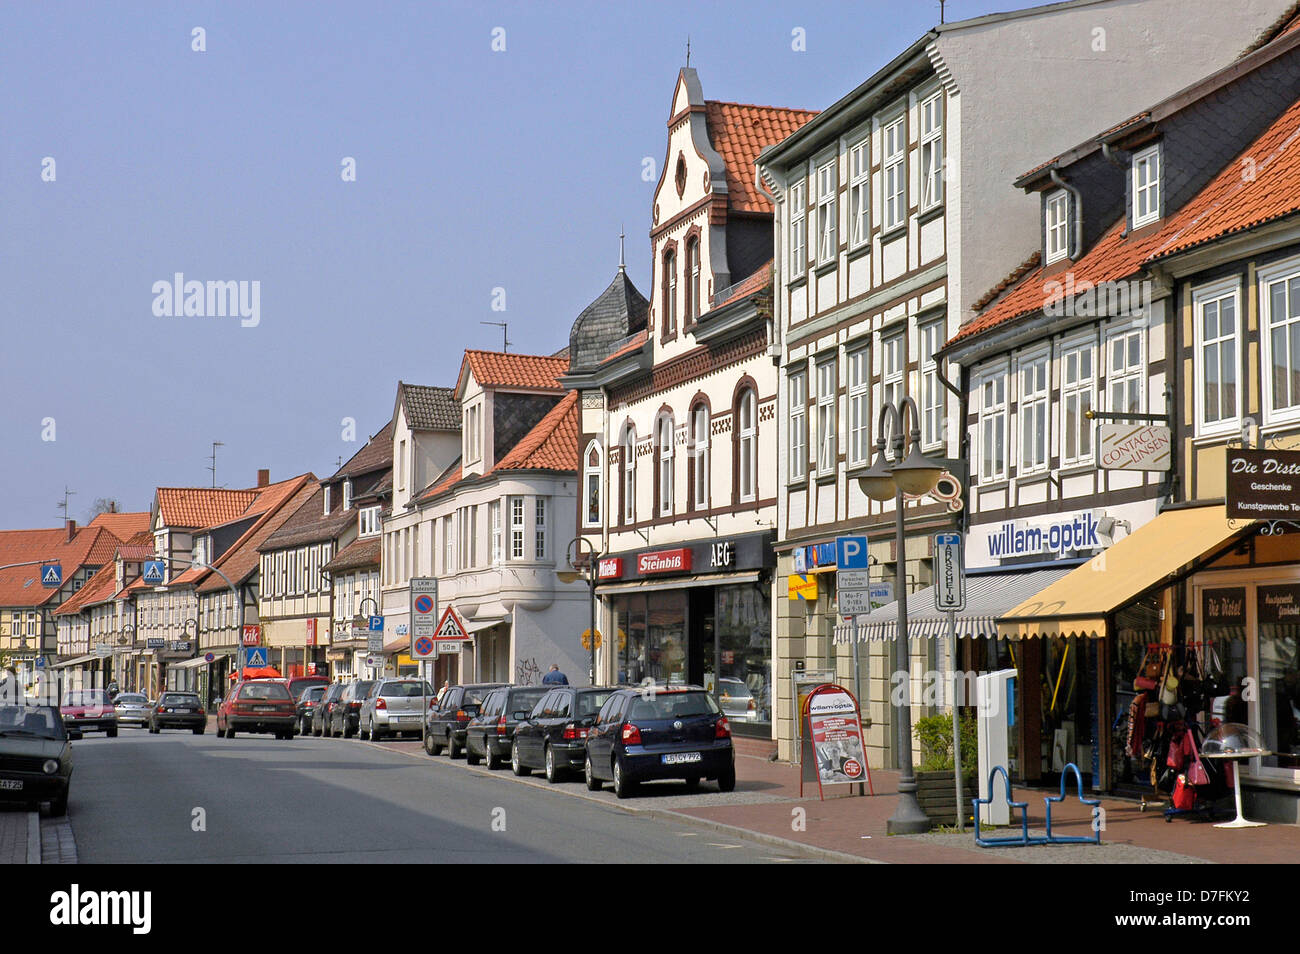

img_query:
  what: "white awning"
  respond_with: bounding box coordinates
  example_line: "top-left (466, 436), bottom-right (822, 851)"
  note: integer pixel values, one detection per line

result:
top-left (49, 654), bottom-right (99, 669)
top-left (464, 616), bottom-right (509, 634)
top-left (168, 656), bottom-right (214, 671)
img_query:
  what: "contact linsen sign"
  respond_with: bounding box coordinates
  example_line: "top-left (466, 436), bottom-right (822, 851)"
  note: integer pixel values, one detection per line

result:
top-left (1098, 424), bottom-right (1171, 471)
top-left (1226, 450), bottom-right (1300, 520)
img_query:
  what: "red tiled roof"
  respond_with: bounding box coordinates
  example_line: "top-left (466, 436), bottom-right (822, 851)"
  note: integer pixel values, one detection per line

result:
top-left (461, 351), bottom-right (568, 392)
top-left (54, 562), bottom-right (118, 617)
top-left (957, 94), bottom-right (1300, 347)
top-left (704, 102), bottom-right (818, 214)
top-left (155, 487), bottom-right (262, 529)
top-left (191, 477), bottom-right (316, 594)
top-left (0, 526), bottom-right (121, 608)
top-left (87, 511), bottom-right (150, 541)
top-left (495, 391), bottom-right (578, 472)
top-left (711, 260), bottom-right (772, 310)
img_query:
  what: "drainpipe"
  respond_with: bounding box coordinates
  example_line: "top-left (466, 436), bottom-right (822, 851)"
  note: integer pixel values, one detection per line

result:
top-left (933, 358), bottom-right (970, 535)
top-left (1049, 169), bottom-right (1083, 260)
top-left (755, 164), bottom-right (782, 363)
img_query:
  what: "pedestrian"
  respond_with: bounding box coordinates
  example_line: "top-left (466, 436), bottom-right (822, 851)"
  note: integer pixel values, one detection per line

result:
top-left (436, 680), bottom-right (450, 704)
top-left (542, 664), bottom-right (569, 686)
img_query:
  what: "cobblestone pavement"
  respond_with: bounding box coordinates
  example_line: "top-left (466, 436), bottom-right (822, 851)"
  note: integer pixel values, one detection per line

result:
top-left (40, 815), bottom-right (77, 864)
top-left (0, 809), bottom-right (35, 864)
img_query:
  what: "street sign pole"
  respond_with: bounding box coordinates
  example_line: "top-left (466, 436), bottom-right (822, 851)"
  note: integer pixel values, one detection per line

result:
top-left (949, 608), bottom-right (963, 833)
top-left (934, 531), bottom-right (966, 834)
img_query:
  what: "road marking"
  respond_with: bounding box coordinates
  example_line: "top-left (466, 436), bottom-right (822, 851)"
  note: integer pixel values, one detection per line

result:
top-left (706, 842), bottom-right (743, 849)
top-left (675, 831), bottom-right (698, 837)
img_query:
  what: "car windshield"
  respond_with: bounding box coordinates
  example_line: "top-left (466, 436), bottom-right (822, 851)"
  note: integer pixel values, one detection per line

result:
top-left (303, 686), bottom-right (326, 702)
top-left (0, 705), bottom-right (65, 740)
top-left (626, 691), bottom-right (720, 721)
top-left (463, 687), bottom-right (497, 705)
top-left (353, 682), bottom-right (376, 697)
top-left (379, 681), bottom-right (434, 698)
top-left (62, 691), bottom-right (110, 707)
top-left (238, 683), bottom-right (291, 701)
top-left (161, 694), bottom-right (199, 705)
top-left (289, 680), bottom-right (325, 699)
top-left (510, 688), bottom-right (546, 711)
top-left (116, 694), bottom-right (148, 705)
top-left (576, 691), bottom-right (614, 717)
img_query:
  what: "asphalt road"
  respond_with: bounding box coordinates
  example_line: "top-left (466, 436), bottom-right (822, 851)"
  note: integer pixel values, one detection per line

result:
top-left (64, 729), bottom-right (819, 863)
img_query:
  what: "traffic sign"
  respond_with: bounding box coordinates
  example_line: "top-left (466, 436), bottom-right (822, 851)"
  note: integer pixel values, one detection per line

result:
top-left (835, 569), bottom-right (871, 590)
top-left (368, 615), bottom-right (384, 632)
top-left (433, 606), bottom-right (468, 639)
top-left (835, 535), bottom-right (869, 570)
top-left (413, 636), bottom-right (435, 658)
top-left (40, 564), bottom-right (63, 587)
top-left (837, 589), bottom-right (875, 615)
top-left (142, 561), bottom-right (165, 585)
top-left (34, 658), bottom-right (45, 670)
top-left (204, 652), bottom-right (215, 663)
top-left (934, 532), bottom-right (966, 612)
top-left (435, 640), bottom-right (463, 655)
top-left (410, 578), bottom-right (438, 650)
top-left (244, 646), bottom-right (269, 668)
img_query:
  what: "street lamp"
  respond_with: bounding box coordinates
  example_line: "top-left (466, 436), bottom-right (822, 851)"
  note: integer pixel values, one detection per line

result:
top-left (556, 537), bottom-right (600, 685)
top-left (856, 395), bottom-right (946, 835)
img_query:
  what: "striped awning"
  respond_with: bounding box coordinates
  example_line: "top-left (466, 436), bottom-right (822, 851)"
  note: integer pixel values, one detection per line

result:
top-left (838, 567), bottom-right (1079, 642)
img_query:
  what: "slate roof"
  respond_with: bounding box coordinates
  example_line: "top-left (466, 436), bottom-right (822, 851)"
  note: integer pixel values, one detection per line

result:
top-left (494, 391), bottom-right (578, 472)
top-left (86, 511), bottom-right (151, 541)
top-left (567, 271), bottom-right (650, 374)
top-left (704, 101), bottom-right (819, 214)
top-left (462, 351), bottom-right (568, 392)
top-left (321, 537), bottom-right (381, 574)
top-left (957, 92), bottom-right (1300, 347)
top-left (400, 384), bottom-right (460, 431)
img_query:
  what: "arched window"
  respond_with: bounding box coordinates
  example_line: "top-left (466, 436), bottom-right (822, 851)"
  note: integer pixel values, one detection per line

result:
top-left (691, 403), bottom-right (710, 509)
top-left (686, 237), bottom-right (701, 322)
top-left (657, 413), bottom-right (675, 516)
top-left (737, 389), bottom-right (757, 502)
top-left (622, 426), bottom-right (636, 525)
top-left (583, 441), bottom-right (602, 527)
top-left (663, 250), bottom-right (677, 336)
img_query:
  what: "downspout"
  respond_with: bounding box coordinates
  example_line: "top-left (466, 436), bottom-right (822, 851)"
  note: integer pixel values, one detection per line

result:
top-left (933, 358), bottom-right (970, 534)
top-left (1049, 169), bottom-right (1083, 261)
top-left (756, 163), bottom-right (781, 362)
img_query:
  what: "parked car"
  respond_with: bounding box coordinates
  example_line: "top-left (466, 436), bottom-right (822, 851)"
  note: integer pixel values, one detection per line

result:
top-left (217, 680), bottom-right (296, 739)
top-left (716, 677), bottom-right (759, 723)
top-left (511, 687), bottom-right (616, 782)
top-left (312, 683), bottom-right (346, 737)
top-left (0, 704), bottom-right (74, 816)
top-left (423, 683), bottom-right (506, 758)
top-left (465, 686), bottom-right (547, 769)
top-left (360, 679), bottom-right (434, 741)
top-left (60, 689), bottom-right (118, 737)
top-left (113, 693), bottom-right (151, 729)
top-left (149, 691), bottom-right (207, 734)
top-left (584, 686), bottom-right (735, 798)
top-left (331, 680), bottom-right (375, 739)
top-left (288, 675), bottom-right (329, 703)
top-left (296, 685), bottom-right (327, 736)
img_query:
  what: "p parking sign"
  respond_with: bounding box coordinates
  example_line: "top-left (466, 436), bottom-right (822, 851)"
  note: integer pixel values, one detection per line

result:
top-left (835, 535), bottom-right (869, 570)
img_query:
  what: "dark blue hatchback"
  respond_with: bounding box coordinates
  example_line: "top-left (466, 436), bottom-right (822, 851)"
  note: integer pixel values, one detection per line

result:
top-left (584, 687), bottom-right (735, 798)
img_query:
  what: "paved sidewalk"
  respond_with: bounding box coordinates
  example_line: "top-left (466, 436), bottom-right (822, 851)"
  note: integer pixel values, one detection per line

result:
top-left (0, 810), bottom-right (39, 865)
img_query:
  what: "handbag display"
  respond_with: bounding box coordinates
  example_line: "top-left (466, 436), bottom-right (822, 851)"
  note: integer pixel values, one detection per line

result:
top-left (1134, 646), bottom-right (1163, 691)
top-left (1160, 654), bottom-right (1181, 706)
top-left (1201, 644), bottom-right (1228, 699)
top-left (1187, 727), bottom-right (1211, 787)
top-left (1179, 647), bottom-right (1205, 712)
top-left (1172, 774), bottom-right (1197, 810)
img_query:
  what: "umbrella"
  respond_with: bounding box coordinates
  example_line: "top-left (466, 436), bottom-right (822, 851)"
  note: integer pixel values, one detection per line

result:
top-left (238, 666), bottom-right (283, 680)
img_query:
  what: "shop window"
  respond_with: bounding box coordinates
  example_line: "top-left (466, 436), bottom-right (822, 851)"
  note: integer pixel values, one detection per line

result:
top-left (1256, 583), bottom-right (1300, 770)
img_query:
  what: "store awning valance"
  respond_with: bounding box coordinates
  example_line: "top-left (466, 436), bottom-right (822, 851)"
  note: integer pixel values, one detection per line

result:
top-left (596, 571), bottom-right (761, 595)
top-left (464, 616), bottom-right (508, 634)
top-left (838, 567), bottom-right (1077, 643)
top-left (997, 505), bottom-right (1250, 639)
top-left (49, 654), bottom-right (99, 669)
top-left (168, 656), bottom-right (211, 671)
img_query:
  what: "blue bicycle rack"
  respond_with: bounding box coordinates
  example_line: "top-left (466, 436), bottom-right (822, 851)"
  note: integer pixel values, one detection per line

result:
top-left (973, 763), bottom-right (1103, 848)
top-left (1044, 763), bottom-right (1102, 845)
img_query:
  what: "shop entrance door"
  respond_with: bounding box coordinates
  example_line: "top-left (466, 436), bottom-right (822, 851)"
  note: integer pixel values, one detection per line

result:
top-left (689, 588), bottom-right (712, 690)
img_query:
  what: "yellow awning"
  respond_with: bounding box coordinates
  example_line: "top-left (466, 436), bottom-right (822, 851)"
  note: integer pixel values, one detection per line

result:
top-left (997, 505), bottom-right (1250, 639)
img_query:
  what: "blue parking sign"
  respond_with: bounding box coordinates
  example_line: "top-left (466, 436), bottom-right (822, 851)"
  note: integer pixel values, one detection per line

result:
top-left (835, 535), bottom-right (869, 569)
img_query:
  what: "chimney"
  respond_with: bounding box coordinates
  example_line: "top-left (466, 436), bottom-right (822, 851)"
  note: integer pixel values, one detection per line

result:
top-left (257, 469), bottom-right (270, 488)
top-left (109, 501), bottom-right (118, 513)
top-left (66, 519), bottom-right (76, 541)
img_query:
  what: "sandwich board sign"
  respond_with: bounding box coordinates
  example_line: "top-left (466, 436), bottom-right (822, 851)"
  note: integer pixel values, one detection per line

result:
top-left (799, 683), bottom-right (872, 801)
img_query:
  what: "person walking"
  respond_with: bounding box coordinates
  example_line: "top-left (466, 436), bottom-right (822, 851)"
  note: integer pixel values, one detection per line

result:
top-left (541, 664), bottom-right (569, 686)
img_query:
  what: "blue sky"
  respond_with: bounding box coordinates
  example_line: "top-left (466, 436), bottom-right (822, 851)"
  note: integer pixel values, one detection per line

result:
top-left (0, 0), bottom-right (1014, 527)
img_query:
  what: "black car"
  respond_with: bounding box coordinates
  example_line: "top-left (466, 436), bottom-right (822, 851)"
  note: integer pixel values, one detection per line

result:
top-left (149, 691), bottom-right (207, 734)
top-left (465, 686), bottom-right (547, 769)
top-left (584, 686), bottom-right (735, 798)
top-left (511, 686), bottom-right (616, 782)
top-left (424, 683), bottom-right (506, 758)
top-left (0, 705), bottom-right (74, 816)
top-left (312, 683), bottom-right (346, 737)
top-left (296, 684), bottom-right (327, 736)
top-left (332, 680), bottom-right (375, 739)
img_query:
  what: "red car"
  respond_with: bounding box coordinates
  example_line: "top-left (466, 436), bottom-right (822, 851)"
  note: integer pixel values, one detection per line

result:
top-left (217, 680), bottom-right (296, 740)
top-left (60, 689), bottom-right (118, 737)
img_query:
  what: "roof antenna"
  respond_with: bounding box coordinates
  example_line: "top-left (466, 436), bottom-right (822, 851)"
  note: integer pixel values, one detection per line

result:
top-left (619, 225), bottom-right (626, 273)
top-left (56, 486), bottom-right (76, 522)
top-left (208, 441), bottom-right (224, 488)
top-left (940, 0), bottom-right (946, 24)
top-left (685, 35), bottom-right (690, 68)
top-left (481, 321), bottom-right (511, 352)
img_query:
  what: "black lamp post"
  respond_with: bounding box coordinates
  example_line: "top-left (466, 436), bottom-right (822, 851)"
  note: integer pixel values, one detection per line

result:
top-left (557, 537), bottom-right (600, 685)
top-left (856, 395), bottom-right (945, 835)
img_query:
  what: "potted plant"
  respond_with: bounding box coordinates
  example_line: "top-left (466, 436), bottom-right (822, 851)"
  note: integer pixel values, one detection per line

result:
top-left (913, 713), bottom-right (978, 827)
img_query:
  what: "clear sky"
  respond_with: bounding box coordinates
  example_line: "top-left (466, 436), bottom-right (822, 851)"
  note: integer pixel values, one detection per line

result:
top-left (1, 0), bottom-right (1015, 528)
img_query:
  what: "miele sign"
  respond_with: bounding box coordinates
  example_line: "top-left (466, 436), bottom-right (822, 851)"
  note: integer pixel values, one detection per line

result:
top-left (637, 549), bottom-right (692, 575)
top-left (597, 558), bottom-right (623, 579)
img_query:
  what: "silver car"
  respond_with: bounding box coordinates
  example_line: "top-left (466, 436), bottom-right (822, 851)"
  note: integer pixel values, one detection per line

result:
top-left (114, 693), bottom-right (152, 728)
top-left (360, 679), bottom-right (435, 741)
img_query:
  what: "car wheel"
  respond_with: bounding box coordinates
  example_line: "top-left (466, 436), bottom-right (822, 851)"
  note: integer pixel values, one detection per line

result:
top-left (466, 736), bottom-right (480, 765)
top-left (511, 740), bottom-right (531, 776)
top-left (343, 719), bottom-right (355, 740)
top-left (359, 720), bottom-right (370, 741)
top-left (685, 776), bottom-right (700, 791)
top-left (227, 726), bottom-right (236, 739)
top-left (425, 732), bottom-right (441, 756)
top-left (106, 727), bottom-right (118, 738)
top-left (484, 741), bottom-right (500, 771)
top-left (718, 765), bottom-right (736, 793)
top-left (312, 722), bottom-right (322, 737)
top-left (585, 753), bottom-right (602, 791)
top-left (192, 727), bottom-right (204, 735)
top-left (544, 745), bottom-right (560, 783)
top-left (301, 717), bottom-right (311, 736)
top-left (371, 721), bottom-right (384, 742)
top-left (613, 756), bottom-right (635, 799)
top-left (49, 791), bottom-right (68, 817)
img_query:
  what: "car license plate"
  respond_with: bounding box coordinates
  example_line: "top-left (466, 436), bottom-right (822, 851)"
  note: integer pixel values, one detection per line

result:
top-left (254, 706), bottom-right (274, 712)
top-left (0, 779), bottom-right (22, 791)
top-left (662, 752), bottom-right (702, 765)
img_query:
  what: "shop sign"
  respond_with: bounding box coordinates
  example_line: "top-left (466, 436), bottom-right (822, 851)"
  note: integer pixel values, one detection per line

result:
top-left (792, 542), bottom-right (837, 574)
top-left (707, 541), bottom-right (734, 569)
top-left (597, 558), bottom-right (623, 579)
top-left (1202, 588), bottom-right (1246, 625)
top-left (1258, 583), bottom-right (1300, 624)
top-left (800, 683), bottom-right (872, 800)
top-left (167, 641), bottom-right (191, 652)
top-left (1098, 424), bottom-right (1172, 471)
top-left (637, 548), bottom-right (692, 575)
top-left (93, 642), bottom-right (114, 657)
top-left (146, 638), bottom-right (164, 649)
top-left (985, 511), bottom-right (1100, 561)
top-left (788, 574), bottom-right (818, 602)
top-left (1226, 450), bottom-right (1300, 520)
top-left (306, 618), bottom-right (318, 646)
top-left (241, 625), bottom-right (261, 647)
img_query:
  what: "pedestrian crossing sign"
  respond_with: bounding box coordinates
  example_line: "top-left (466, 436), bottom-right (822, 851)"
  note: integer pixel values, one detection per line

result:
top-left (243, 647), bottom-right (269, 668)
top-left (434, 606), bottom-right (468, 639)
top-left (40, 564), bottom-right (62, 587)
top-left (142, 561), bottom-right (165, 585)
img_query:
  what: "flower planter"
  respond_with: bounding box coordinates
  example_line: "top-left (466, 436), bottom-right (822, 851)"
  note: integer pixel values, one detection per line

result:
top-left (915, 769), bottom-right (975, 828)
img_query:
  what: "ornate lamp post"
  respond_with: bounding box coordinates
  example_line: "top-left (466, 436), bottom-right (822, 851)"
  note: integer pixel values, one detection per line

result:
top-left (557, 537), bottom-right (600, 685)
top-left (856, 395), bottom-right (945, 835)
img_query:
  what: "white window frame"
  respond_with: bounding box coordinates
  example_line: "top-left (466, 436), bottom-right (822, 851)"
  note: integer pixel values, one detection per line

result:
top-left (1060, 337), bottom-right (1097, 467)
top-left (509, 497), bottom-right (525, 560)
top-left (737, 390), bottom-right (757, 503)
top-left (342, 480), bottom-right (353, 512)
top-left (847, 347), bottom-right (871, 466)
top-left (788, 369), bottom-right (807, 482)
top-left (1259, 255), bottom-right (1300, 426)
top-left (882, 115), bottom-right (906, 233)
top-left (788, 180), bottom-right (807, 278)
top-left (1107, 325), bottom-right (1146, 416)
top-left (816, 160), bottom-right (837, 265)
top-left (919, 90), bottom-right (943, 211)
top-left (979, 365), bottom-right (1009, 483)
top-left (622, 427), bottom-right (636, 524)
top-left (1131, 144), bottom-right (1161, 229)
top-left (919, 321), bottom-right (944, 450)
top-left (816, 359), bottom-right (837, 476)
top-left (691, 406), bottom-right (709, 508)
top-left (848, 137), bottom-right (870, 249)
top-left (534, 497), bottom-right (547, 561)
top-left (359, 505), bottom-right (381, 538)
top-left (490, 500), bottom-right (503, 564)
top-left (1018, 351), bottom-right (1050, 476)
top-left (881, 334), bottom-right (904, 459)
top-left (1045, 190), bottom-right (1069, 264)
top-left (1193, 277), bottom-right (1243, 437)
top-left (657, 414), bottom-right (674, 517)
top-left (583, 441), bottom-right (602, 528)
top-left (443, 514), bottom-right (455, 573)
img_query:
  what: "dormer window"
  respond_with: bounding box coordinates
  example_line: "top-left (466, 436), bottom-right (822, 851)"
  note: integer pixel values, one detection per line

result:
top-left (1045, 190), bottom-right (1070, 264)
top-left (323, 485), bottom-right (331, 515)
top-left (342, 480), bottom-right (352, 511)
top-left (1132, 144), bottom-right (1161, 228)
top-left (359, 505), bottom-right (381, 538)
